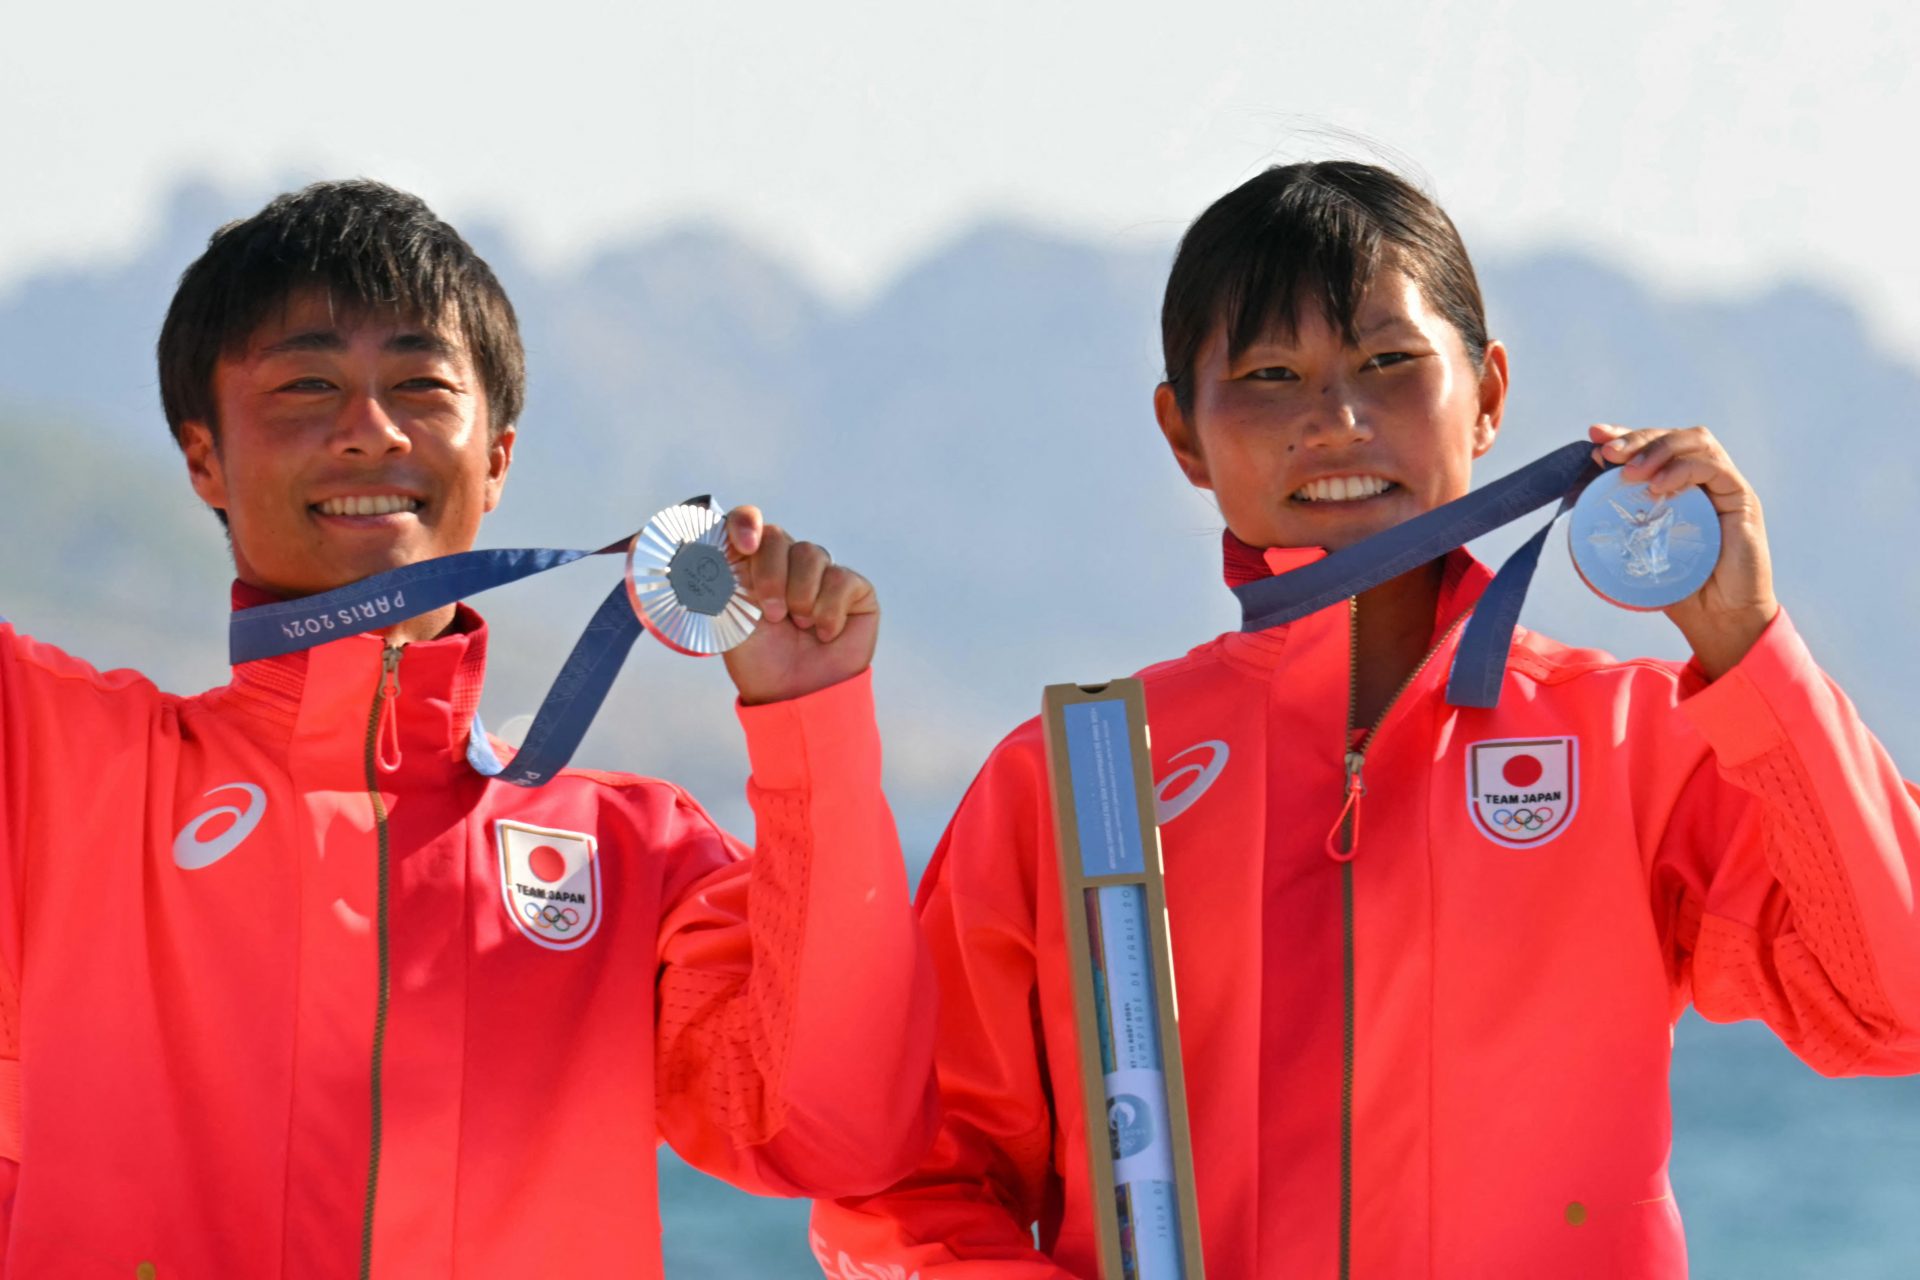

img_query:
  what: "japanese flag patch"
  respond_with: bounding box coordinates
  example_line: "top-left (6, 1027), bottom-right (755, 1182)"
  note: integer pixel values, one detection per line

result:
top-left (496, 820), bottom-right (602, 951)
top-left (1466, 737), bottom-right (1579, 849)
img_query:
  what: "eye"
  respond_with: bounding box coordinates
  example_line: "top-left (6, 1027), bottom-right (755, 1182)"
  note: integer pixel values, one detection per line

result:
top-left (396, 376), bottom-right (458, 392)
top-left (1244, 365), bottom-right (1300, 382)
top-left (275, 376), bottom-right (336, 393)
top-left (1365, 351), bottom-right (1414, 371)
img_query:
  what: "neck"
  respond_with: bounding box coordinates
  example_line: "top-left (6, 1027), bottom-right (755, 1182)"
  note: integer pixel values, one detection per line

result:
top-left (380, 604), bottom-right (461, 648)
top-left (1351, 560), bottom-right (1445, 729)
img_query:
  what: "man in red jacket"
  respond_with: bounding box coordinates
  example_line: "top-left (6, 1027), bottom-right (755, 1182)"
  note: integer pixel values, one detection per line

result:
top-left (0, 179), bottom-right (936, 1276)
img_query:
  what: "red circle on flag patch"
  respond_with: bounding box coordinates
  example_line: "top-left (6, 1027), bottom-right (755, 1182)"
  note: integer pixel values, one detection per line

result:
top-left (528, 845), bottom-right (568, 883)
top-left (1503, 754), bottom-right (1544, 787)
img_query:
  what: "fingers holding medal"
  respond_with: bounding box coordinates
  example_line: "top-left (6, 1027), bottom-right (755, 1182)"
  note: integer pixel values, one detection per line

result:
top-left (722, 504), bottom-right (880, 705)
top-left (625, 497), bottom-right (876, 702)
top-left (1582, 424), bottom-right (1779, 679)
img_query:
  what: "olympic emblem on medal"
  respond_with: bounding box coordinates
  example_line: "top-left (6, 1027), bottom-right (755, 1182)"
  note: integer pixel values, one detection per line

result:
top-left (1466, 737), bottom-right (1579, 849)
top-left (496, 819), bottom-right (602, 951)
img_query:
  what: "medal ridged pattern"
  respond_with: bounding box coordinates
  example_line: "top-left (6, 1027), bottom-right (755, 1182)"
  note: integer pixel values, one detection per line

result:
top-left (625, 500), bottom-right (761, 655)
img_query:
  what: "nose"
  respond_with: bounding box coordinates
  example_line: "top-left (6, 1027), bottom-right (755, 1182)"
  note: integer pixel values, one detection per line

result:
top-left (330, 390), bottom-right (412, 458)
top-left (1299, 372), bottom-right (1373, 447)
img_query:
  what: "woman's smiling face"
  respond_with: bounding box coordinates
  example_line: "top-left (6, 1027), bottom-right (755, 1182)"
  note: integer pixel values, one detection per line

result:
top-left (1156, 265), bottom-right (1508, 551)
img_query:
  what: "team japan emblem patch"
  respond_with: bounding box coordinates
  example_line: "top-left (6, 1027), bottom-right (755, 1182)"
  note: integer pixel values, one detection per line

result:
top-left (496, 820), bottom-right (602, 951)
top-left (1466, 737), bottom-right (1579, 848)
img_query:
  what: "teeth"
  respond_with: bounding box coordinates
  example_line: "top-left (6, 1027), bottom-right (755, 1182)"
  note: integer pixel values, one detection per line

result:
top-left (317, 495), bottom-right (421, 517)
top-left (1293, 475), bottom-right (1391, 503)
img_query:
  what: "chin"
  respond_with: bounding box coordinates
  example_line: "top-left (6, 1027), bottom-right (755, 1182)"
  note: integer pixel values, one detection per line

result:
top-left (305, 552), bottom-right (418, 594)
top-left (1264, 514), bottom-right (1400, 553)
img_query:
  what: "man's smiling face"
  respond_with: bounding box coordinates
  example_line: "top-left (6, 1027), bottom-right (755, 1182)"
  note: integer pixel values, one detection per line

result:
top-left (181, 289), bottom-right (514, 598)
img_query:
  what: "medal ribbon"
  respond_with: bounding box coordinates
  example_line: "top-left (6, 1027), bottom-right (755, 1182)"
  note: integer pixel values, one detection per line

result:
top-left (230, 529), bottom-right (659, 788)
top-left (1231, 441), bottom-right (1607, 708)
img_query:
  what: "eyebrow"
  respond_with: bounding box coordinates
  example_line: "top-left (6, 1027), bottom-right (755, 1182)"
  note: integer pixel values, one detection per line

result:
top-left (258, 330), bottom-right (458, 357)
top-left (1355, 314), bottom-right (1418, 339)
top-left (1238, 312), bottom-right (1416, 353)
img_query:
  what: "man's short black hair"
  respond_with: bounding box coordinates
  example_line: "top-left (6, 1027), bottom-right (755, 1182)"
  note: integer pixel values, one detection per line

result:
top-left (1161, 161), bottom-right (1490, 412)
top-left (158, 179), bottom-right (526, 443)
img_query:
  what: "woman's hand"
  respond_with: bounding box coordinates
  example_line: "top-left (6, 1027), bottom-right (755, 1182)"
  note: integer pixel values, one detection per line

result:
top-left (1588, 424), bottom-right (1779, 680)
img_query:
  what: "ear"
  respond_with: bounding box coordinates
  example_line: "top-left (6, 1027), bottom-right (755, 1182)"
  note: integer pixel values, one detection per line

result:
top-left (180, 421), bottom-right (229, 511)
top-left (1471, 339), bottom-right (1509, 459)
top-left (1154, 383), bottom-right (1213, 490)
top-left (482, 423), bottom-right (516, 513)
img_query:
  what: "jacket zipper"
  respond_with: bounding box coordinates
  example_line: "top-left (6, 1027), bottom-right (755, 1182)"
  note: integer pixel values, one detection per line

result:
top-left (359, 644), bottom-right (402, 1280)
top-left (1329, 600), bottom-right (1467, 1280)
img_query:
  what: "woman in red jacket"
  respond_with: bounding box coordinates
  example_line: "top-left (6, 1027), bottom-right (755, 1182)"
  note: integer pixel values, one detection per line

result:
top-left (809, 161), bottom-right (1920, 1278)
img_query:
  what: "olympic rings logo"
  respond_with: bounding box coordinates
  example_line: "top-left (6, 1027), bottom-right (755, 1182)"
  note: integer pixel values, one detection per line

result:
top-left (1490, 806), bottom-right (1556, 833)
top-left (523, 901), bottom-right (582, 932)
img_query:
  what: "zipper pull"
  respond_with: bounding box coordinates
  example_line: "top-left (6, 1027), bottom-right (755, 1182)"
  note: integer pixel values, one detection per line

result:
top-left (376, 645), bottom-right (404, 774)
top-left (1326, 750), bottom-right (1365, 862)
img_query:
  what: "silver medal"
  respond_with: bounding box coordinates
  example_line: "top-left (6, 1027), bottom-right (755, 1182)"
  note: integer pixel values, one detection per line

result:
top-left (1568, 469), bottom-right (1721, 611)
top-left (624, 497), bottom-right (760, 655)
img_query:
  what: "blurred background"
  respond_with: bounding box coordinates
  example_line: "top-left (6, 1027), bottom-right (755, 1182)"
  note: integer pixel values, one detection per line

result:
top-left (5, 1), bottom-right (1919, 1274)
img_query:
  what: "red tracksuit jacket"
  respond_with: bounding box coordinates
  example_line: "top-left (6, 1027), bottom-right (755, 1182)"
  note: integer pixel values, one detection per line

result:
top-left (0, 597), bottom-right (937, 1277)
top-left (811, 543), bottom-right (1920, 1278)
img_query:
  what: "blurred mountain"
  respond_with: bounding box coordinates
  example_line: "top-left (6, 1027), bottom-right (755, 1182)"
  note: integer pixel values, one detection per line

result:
top-left (0, 181), bottom-right (238, 457)
top-left (3, 181), bottom-right (1917, 856)
top-left (0, 402), bottom-right (230, 689)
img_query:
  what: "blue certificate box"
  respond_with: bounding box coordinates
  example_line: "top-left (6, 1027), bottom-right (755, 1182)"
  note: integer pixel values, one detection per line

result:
top-left (1045, 681), bottom-right (1206, 1280)
top-left (1061, 699), bottom-right (1148, 878)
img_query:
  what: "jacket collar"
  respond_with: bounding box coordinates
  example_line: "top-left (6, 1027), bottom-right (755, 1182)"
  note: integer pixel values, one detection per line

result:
top-left (223, 580), bottom-right (490, 764)
top-left (1220, 529), bottom-right (1495, 641)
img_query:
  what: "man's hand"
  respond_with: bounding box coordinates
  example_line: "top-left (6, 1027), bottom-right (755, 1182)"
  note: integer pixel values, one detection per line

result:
top-left (719, 506), bottom-right (879, 705)
top-left (1588, 424), bottom-right (1780, 680)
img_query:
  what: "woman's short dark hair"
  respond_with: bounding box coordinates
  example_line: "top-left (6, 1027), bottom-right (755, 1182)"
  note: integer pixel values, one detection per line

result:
top-left (1161, 161), bottom-right (1489, 411)
top-left (158, 179), bottom-right (525, 443)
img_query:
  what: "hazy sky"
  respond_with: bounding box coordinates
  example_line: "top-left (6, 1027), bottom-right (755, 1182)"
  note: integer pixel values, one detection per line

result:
top-left (6, 0), bottom-right (1917, 347)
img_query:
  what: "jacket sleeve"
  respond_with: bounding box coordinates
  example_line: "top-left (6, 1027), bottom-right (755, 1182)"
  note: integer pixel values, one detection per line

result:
top-left (652, 669), bottom-right (939, 1199)
top-left (0, 626), bottom-right (22, 995)
top-left (809, 727), bottom-right (1081, 1278)
top-left (0, 627), bottom-right (37, 1241)
top-left (1653, 609), bottom-right (1920, 1074)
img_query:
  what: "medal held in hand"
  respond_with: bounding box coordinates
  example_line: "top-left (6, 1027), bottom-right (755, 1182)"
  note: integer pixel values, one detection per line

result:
top-left (1567, 469), bottom-right (1720, 611)
top-left (626, 497), bottom-right (761, 655)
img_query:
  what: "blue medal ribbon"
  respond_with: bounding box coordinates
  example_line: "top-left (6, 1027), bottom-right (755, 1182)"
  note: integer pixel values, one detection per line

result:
top-left (229, 530), bottom-right (655, 788)
top-left (1231, 441), bottom-right (1607, 708)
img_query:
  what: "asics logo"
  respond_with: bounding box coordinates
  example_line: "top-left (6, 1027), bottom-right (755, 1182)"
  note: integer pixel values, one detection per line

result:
top-left (810, 1231), bottom-right (922, 1280)
top-left (1154, 740), bottom-right (1230, 824)
top-left (173, 783), bottom-right (268, 870)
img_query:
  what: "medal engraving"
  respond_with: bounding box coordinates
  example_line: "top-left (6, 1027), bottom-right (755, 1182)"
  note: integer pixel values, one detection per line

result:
top-left (1568, 470), bottom-right (1720, 611)
top-left (625, 498), bottom-right (760, 655)
top-left (666, 541), bottom-right (735, 617)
